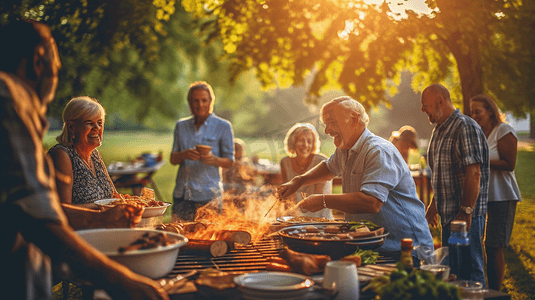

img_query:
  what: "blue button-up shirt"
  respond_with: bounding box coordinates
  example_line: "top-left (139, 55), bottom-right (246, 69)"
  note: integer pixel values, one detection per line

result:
top-left (172, 113), bottom-right (234, 202)
top-left (325, 128), bottom-right (434, 252)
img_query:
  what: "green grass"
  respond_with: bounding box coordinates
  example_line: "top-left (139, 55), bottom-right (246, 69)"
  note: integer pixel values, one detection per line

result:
top-left (503, 145), bottom-right (535, 300)
top-left (45, 131), bottom-right (535, 299)
top-left (44, 130), bottom-right (337, 221)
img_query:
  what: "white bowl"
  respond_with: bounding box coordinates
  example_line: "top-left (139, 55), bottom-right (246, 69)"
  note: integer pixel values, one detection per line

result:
top-left (77, 228), bottom-right (187, 278)
top-left (94, 198), bottom-right (171, 218)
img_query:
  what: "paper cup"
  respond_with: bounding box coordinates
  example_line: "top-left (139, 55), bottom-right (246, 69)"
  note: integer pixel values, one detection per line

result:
top-left (323, 260), bottom-right (359, 300)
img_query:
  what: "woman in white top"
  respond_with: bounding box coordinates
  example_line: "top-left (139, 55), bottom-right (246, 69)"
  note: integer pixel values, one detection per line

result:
top-left (280, 123), bottom-right (333, 219)
top-left (470, 94), bottom-right (522, 291)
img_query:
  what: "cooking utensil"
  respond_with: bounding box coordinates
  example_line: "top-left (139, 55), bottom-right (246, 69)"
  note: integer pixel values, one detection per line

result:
top-left (160, 270), bottom-right (197, 291)
top-left (263, 193), bottom-right (280, 218)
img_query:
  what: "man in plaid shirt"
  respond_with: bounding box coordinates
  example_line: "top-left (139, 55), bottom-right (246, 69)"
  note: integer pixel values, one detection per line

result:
top-left (421, 84), bottom-right (489, 285)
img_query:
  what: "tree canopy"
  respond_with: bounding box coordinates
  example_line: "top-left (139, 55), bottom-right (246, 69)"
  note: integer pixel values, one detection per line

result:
top-left (181, 0), bottom-right (533, 119)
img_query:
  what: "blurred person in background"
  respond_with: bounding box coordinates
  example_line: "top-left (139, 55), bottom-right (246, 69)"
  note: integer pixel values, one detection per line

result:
top-left (389, 125), bottom-right (419, 164)
top-left (278, 97), bottom-right (434, 259)
top-left (170, 81), bottom-right (234, 221)
top-left (421, 84), bottom-right (489, 286)
top-left (280, 123), bottom-right (333, 219)
top-left (0, 19), bottom-right (168, 299)
top-left (48, 96), bottom-right (144, 229)
top-left (223, 138), bottom-right (257, 194)
top-left (470, 94), bottom-right (521, 291)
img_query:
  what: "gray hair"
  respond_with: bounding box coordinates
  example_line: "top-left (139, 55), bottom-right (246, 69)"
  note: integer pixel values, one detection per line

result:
top-left (320, 96), bottom-right (370, 126)
top-left (56, 96), bottom-right (105, 146)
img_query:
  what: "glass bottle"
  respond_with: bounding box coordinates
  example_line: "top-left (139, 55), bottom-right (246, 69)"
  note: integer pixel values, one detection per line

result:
top-left (400, 238), bottom-right (414, 272)
top-left (447, 220), bottom-right (470, 246)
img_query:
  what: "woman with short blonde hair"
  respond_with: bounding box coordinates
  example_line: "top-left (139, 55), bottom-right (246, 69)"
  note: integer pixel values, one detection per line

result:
top-left (48, 96), bottom-right (115, 207)
top-left (280, 123), bottom-right (332, 219)
top-left (56, 96), bottom-right (106, 146)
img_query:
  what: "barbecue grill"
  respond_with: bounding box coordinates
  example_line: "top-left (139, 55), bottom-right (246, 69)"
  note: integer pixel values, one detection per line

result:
top-left (162, 233), bottom-right (397, 300)
top-left (168, 237), bottom-right (281, 276)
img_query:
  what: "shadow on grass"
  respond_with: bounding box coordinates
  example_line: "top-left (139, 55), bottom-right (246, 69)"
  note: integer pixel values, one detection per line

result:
top-left (504, 246), bottom-right (535, 299)
top-left (503, 200), bottom-right (535, 299)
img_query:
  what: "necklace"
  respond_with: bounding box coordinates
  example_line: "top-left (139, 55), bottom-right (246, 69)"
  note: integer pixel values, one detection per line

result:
top-left (291, 155), bottom-right (314, 174)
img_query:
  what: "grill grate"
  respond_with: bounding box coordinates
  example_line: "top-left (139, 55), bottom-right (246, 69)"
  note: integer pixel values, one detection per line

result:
top-left (165, 237), bottom-right (284, 277)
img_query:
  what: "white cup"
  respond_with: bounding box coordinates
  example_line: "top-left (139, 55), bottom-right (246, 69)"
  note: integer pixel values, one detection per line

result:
top-left (323, 260), bottom-right (359, 300)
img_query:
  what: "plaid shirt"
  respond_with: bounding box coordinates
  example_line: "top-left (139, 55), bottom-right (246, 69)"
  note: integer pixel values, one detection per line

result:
top-left (428, 109), bottom-right (489, 226)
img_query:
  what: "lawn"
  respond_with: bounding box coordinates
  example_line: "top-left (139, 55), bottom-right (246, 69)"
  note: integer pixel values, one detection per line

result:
top-left (45, 131), bottom-right (535, 299)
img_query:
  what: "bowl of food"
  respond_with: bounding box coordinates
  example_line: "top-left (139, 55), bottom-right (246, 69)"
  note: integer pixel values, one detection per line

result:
top-left (278, 222), bottom-right (388, 259)
top-left (420, 264), bottom-right (451, 281)
top-left (77, 228), bottom-right (187, 278)
top-left (195, 144), bottom-right (212, 155)
top-left (94, 198), bottom-right (171, 218)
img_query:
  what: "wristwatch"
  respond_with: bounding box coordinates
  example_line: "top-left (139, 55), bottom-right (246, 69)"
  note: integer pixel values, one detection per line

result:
top-left (460, 205), bottom-right (473, 215)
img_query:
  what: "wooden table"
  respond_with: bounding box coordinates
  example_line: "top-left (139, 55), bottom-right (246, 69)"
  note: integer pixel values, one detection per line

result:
top-left (107, 160), bottom-right (166, 200)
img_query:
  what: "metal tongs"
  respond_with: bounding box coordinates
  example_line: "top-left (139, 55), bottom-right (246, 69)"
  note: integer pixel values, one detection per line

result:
top-left (263, 192), bottom-right (281, 218)
top-left (159, 270), bottom-right (197, 292)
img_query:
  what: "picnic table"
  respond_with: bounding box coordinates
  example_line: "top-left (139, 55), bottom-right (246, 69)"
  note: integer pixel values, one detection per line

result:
top-left (108, 160), bottom-right (166, 201)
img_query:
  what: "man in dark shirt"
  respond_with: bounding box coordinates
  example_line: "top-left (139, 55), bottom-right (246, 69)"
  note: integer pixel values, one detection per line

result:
top-left (0, 19), bottom-right (168, 300)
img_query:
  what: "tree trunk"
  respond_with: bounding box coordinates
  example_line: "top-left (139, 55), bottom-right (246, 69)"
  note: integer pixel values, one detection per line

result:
top-left (458, 45), bottom-right (483, 114)
top-left (530, 112), bottom-right (535, 139)
top-left (446, 32), bottom-right (484, 114)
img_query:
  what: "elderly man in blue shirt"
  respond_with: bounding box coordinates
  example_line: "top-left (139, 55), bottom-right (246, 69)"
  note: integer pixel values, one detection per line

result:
top-left (171, 81), bottom-right (234, 221)
top-left (278, 96), bottom-right (434, 260)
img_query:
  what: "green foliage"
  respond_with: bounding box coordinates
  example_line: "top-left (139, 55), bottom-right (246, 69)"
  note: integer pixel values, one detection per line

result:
top-left (1, 1), bottom-right (270, 134)
top-left (1, 0), bottom-right (179, 120)
top-left (181, 0), bottom-right (533, 115)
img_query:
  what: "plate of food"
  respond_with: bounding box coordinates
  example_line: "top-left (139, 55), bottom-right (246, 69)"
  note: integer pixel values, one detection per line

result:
top-left (278, 221), bottom-right (388, 259)
top-left (94, 198), bottom-right (171, 218)
top-left (276, 216), bottom-right (346, 224)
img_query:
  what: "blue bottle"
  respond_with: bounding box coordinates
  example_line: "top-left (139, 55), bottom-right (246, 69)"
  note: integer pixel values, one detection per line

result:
top-left (448, 220), bottom-right (470, 246)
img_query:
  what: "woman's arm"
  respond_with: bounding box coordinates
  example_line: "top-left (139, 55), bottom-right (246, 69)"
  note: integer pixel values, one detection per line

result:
top-left (47, 148), bottom-right (73, 204)
top-left (492, 132), bottom-right (517, 171)
top-left (280, 157), bottom-right (290, 183)
top-left (61, 203), bottom-right (143, 230)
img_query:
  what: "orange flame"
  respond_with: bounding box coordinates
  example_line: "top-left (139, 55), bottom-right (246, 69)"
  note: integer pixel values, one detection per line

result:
top-left (174, 187), bottom-right (294, 241)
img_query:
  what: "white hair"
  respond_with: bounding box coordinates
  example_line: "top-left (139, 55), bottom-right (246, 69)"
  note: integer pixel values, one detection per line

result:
top-left (320, 96), bottom-right (370, 126)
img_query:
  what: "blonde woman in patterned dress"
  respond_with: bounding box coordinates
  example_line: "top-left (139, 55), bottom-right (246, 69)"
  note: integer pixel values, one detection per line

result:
top-left (48, 96), bottom-right (143, 228)
top-left (279, 123), bottom-right (333, 219)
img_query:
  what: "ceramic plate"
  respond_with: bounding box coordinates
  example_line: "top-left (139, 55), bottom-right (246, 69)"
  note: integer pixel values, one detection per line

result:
top-left (234, 272), bottom-right (314, 292)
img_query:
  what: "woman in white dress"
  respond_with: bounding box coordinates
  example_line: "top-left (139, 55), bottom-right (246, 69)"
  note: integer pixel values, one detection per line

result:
top-left (470, 94), bottom-right (522, 291)
top-left (279, 123), bottom-right (333, 219)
